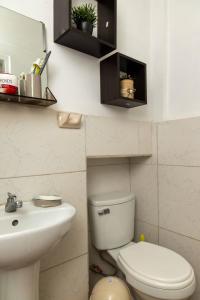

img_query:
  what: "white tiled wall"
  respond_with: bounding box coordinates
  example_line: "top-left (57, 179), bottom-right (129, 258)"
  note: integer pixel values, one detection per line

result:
top-left (157, 117), bottom-right (200, 300)
top-left (86, 116), bottom-right (152, 158)
top-left (8, 108), bottom-right (200, 299)
top-left (131, 164), bottom-right (158, 226)
top-left (0, 104), bottom-right (86, 179)
top-left (159, 165), bottom-right (200, 240)
top-left (87, 163), bottom-right (131, 196)
top-left (130, 123), bottom-right (159, 244)
top-left (0, 103), bottom-right (88, 300)
top-left (40, 254), bottom-right (89, 300)
top-left (130, 117), bottom-right (200, 300)
top-left (0, 109), bottom-right (152, 300)
top-left (158, 117), bottom-right (200, 166)
top-left (7, 107), bottom-right (199, 299)
top-left (134, 220), bottom-right (158, 244)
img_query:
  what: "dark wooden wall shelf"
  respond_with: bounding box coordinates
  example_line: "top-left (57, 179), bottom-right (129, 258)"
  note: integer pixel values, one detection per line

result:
top-left (100, 52), bottom-right (147, 108)
top-left (54, 0), bottom-right (117, 58)
top-left (0, 88), bottom-right (57, 107)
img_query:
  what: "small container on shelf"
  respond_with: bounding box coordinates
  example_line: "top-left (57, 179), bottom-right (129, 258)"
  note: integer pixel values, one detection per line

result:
top-left (120, 75), bottom-right (136, 100)
top-left (25, 74), bottom-right (42, 98)
top-left (0, 73), bottom-right (18, 95)
top-left (19, 74), bottom-right (42, 98)
top-left (100, 52), bottom-right (147, 109)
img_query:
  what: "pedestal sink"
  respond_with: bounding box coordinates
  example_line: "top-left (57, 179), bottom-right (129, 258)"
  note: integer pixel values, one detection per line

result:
top-left (0, 202), bottom-right (76, 300)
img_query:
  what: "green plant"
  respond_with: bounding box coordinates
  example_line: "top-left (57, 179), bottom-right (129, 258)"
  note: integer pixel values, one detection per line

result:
top-left (72, 3), bottom-right (97, 27)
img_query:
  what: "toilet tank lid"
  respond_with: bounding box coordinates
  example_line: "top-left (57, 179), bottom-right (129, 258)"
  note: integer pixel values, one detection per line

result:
top-left (88, 192), bottom-right (135, 207)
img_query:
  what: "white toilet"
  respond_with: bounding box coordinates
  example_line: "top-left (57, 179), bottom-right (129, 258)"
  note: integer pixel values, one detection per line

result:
top-left (88, 191), bottom-right (196, 300)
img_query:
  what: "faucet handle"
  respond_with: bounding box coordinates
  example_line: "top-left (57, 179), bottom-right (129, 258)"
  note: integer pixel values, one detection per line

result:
top-left (16, 200), bottom-right (23, 208)
top-left (7, 193), bottom-right (16, 201)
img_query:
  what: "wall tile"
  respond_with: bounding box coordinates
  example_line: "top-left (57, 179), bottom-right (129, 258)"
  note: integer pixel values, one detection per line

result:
top-left (87, 164), bottom-right (131, 196)
top-left (159, 165), bottom-right (200, 240)
top-left (134, 220), bottom-right (158, 244)
top-left (86, 116), bottom-right (138, 158)
top-left (132, 123), bottom-right (157, 165)
top-left (87, 158), bottom-right (130, 167)
top-left (86, 116), bottom-right (151, 158)
top-left (40, 254), bottom-right (88, 300)
top-left (159, 229), bottom-right (200, 300)
top-left (130, 164), bottom-right (158, 225)
top-left (0, 104), bottom-right (86, 178)
top-left (138, 121), bottom-right (152, 155)
top-left (0, 172), bottom-right (88, 269)
top-left (158, 117), bottom-right (200, 166)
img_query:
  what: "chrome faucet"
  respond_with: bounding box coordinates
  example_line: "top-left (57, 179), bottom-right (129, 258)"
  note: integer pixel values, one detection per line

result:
top-left (5, 193), bottom-right (23, 213)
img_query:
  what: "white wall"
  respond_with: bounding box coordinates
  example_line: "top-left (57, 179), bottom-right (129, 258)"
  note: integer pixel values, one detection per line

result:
top-left (149, 0), bottom-right (168, 121)
top-left (0, 0), bottom-right (155, 121)
top-left (166, 0), bottom-right (200, 120)
top-left (149, 0), bottom-right (200, 121)
top-left (1, 0), bottom-right (200, 122)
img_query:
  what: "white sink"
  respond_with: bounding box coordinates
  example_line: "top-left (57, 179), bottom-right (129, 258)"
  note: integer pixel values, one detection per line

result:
top-left (0, 202), bottom-right (76, 300)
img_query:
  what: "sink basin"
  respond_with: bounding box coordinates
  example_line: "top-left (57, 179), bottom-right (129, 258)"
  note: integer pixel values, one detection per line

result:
top-left (0, 201), bottom-right (76, 300)
top-left (0, 202), bottom-right (76, 270)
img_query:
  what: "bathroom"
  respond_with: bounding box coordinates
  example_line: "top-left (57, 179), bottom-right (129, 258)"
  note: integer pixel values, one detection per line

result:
top-left (0, 0), bottom-right (199, 300)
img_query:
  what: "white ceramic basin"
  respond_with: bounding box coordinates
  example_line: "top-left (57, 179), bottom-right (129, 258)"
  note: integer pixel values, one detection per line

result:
top-left (0, 202), bottom-right (76, 300)
top-left (0, 202), bottom-right (76, 269)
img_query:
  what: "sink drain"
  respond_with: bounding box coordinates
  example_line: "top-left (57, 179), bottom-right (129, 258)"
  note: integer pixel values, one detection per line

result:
top-left (12, 219), bottom-right (19, 226)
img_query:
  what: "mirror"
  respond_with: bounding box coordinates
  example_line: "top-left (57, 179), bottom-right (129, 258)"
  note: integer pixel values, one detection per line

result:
top-left (0, 6), bottom-right (47, 95)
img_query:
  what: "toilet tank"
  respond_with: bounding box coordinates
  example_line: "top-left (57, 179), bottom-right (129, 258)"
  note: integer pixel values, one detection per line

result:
top-left (88, 192), bottom-right (135, 250)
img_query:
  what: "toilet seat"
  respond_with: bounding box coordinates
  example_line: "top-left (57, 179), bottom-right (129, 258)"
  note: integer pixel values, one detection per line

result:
top-left (117, 242), bottom-right (195, 300)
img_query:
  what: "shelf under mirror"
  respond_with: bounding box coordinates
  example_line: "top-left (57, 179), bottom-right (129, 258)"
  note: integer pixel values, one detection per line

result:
top-left (0, 87), bottom-right (57, 107)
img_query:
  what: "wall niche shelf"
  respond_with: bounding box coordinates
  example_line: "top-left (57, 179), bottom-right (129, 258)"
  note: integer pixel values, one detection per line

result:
top-left (0, 88), bottom-right (57, 107)
top-left (100, 52), bottom-right (147, 109)
top-left (54, 0), bottom-right (117, 58)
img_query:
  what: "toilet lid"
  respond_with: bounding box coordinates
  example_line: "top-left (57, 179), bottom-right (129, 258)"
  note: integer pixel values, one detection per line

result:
top-left (118, 242), bottom-right (194, 290)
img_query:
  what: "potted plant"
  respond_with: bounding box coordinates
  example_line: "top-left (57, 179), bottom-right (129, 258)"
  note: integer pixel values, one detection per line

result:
top-left (72, 3), bottom-right (97, 35)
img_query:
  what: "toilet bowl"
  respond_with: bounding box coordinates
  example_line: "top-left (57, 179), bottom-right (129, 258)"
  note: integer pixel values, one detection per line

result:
top-left (108, 242), bottom-right (195, 300)
top-left (88, 191), bottom-right (196, 300)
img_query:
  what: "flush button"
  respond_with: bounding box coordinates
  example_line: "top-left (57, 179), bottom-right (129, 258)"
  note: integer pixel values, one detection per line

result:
top-left (98, 209), bottom-right (110, 216)
top-left (98, 210), bottom-right (104, 216)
